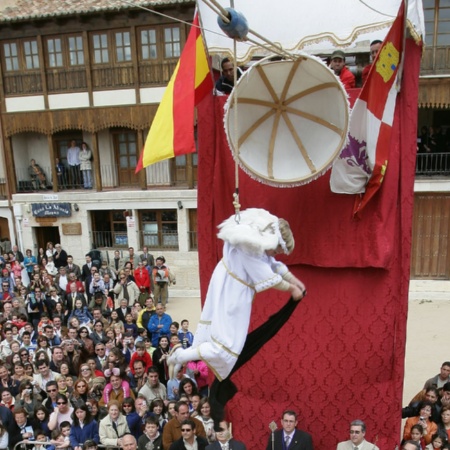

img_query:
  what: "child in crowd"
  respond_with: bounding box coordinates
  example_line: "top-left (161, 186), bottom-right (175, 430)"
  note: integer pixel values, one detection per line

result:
top-left (145, 338), bottom-right (156, 357)
top-left (178, 319), bottom-right (194, 348)
top-left (169, 333), bottom-right (181, 349)
top-left (102, 367), bottom-right (131, 405)
top-left (68, 299), bottom-right (93, 326)
top-left (49, 421), bottom-right (71, 449)
top-left (124, 313), bottom-right (138, 337)
top-left (32, 430), bottom-right (48, 450)
top-left (138, 417), bottom-right (162, 450)
top-left (135, 327), bottom-right (147, 344)
top-left (129, 341), bottom-right (152, 374)
top-left (0, 420), bottom-right (8, 450)
top-left (37, 313), bottom-right (52, 335)
top-left (83, 440), bottom-right (98, 450)
top-left (169, 322), bottom-right (179, 336)
top-left (410, 424), bottom-right (425, 450)
top-left (426, 433), bottom-right (446, 450)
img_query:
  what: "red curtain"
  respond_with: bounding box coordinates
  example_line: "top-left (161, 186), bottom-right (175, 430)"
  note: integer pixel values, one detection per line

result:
top-left (196, 39), bottom-right (421, 450)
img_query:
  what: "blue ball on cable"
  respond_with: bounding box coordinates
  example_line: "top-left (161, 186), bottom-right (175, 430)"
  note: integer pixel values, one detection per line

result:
top-left (217, 8), bottom-right (249, 41)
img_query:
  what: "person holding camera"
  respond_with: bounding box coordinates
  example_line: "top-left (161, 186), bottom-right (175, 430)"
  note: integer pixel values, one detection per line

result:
top-left (15, 380), bottom-right (41, 416)
top-left (403, 401), bottom-right (438, 445)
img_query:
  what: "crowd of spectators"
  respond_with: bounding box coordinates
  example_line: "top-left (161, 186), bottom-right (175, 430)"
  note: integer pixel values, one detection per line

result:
top-left (402, 361), bottom-right (450, 449)
top-left (0, 243), bottom-right (218, 450)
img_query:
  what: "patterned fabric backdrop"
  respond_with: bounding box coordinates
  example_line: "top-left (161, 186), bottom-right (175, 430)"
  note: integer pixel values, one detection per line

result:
top-left (196, 39), bottom-right (421, 450)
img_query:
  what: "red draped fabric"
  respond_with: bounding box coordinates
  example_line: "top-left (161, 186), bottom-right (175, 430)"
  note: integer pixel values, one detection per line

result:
top-left (196, 39), bottom-right (421, 450)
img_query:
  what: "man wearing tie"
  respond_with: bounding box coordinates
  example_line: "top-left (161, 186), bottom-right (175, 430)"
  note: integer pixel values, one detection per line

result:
top-left (206, 420), bottom-right (246, 450)
top-left (266, 410), bottom-right (313, 450)
top-left (65, 255), bottom-right (81, 279)
top-left (336, 420), bottom-right (379, 450)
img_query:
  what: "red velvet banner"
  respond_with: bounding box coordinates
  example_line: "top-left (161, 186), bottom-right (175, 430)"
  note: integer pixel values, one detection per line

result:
top-left (196, 39), bottom-right (421, 450)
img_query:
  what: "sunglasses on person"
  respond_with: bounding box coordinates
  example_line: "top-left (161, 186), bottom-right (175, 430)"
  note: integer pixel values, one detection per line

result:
top-left (57, 401), bottom-right (67, 405)
top-left (123, 404), bottom-right (133, 408)
top-left (181, 428), bottom-right (192, 432)
top-left (47, 388), bottom-right (57, 393)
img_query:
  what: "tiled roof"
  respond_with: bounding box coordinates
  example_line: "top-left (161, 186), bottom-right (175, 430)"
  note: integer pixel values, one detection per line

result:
top-left (0, 0), bottom-right (192, 22)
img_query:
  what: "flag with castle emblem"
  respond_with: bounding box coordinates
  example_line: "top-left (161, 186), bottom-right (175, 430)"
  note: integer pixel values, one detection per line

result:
top-left (330, 1), bottom-right (405, 215)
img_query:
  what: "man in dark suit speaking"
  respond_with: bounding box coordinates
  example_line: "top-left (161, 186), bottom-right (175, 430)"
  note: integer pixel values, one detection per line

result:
top-left (266, 410), bottom-right (313, 450)
top-left (206, 420), bottom-right (246, 450)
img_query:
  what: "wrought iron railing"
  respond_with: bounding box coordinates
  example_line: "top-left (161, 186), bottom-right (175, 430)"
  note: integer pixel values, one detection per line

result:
top-left (140, 230), bottom-right (179, 249)
top-left (416, 152), bottom-right (450, 176)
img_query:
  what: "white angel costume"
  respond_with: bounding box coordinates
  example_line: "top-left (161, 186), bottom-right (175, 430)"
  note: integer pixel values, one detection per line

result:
top-left (169, 208), bottom-right (294, 381)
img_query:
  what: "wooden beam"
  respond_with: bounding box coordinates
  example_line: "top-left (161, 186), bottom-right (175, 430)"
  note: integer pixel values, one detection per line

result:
top-left (137, 130), bottom-right (147, 190)
top-left (47, 134), bottom-right (58, 192)
top-left (91, 132), bottom-right (102, 192)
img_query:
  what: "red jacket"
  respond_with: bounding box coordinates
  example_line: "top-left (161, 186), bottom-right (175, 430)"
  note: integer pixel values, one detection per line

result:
top-left (340, 65), bottom-right (355, 90)
top-left (134, 268), bottom-right (150, 291)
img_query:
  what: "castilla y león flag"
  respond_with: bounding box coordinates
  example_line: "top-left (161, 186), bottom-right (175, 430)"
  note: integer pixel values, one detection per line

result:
top-left (330, 1), bottom-right (405, 215)
top-left (136, 13), bottom-right (212, 172)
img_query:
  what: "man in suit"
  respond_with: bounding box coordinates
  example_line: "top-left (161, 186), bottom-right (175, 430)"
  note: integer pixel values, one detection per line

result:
top-left (66, 282), bottom-right (87, 312)
top-left (336, 420), bottom-right (379, 450)
top-left (169, 419), bottom-right (208, 450)
top-left (115, 298), bottom-right (131, 323)
top-left (65, 255), bottom-right (82, 279)
top-left (266, 410), bottom-right (313, 450)
top-left (207, 420), bottom-right (246, 450)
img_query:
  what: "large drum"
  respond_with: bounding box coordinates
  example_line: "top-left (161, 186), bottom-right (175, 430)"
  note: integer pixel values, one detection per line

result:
top-left (225, 54), bottom-right (350, 187)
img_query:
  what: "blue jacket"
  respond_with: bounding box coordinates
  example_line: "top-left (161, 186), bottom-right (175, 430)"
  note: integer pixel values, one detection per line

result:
top-left (69, 419), bottom-right (100, 448)
top-left (147, 313), bottom-right (172, 346)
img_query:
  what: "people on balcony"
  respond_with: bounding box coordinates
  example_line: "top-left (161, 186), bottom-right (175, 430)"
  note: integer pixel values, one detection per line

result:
top-left (28, 159), bottom-right (48, 190)
top-left (55, 158), bottom-right (67, 189)
top-left (79, 142), bottom-right (93, 190)
top-left (67, 140), bottom-right (81, 189)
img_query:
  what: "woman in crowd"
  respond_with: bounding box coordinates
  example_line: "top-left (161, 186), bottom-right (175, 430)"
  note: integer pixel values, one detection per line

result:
top-left (122, 397), bottom-right (142, 441)
top-left (57, 374), bottom-right (73, 396)
top-left (24, 249), bottom-right (37, 276)
top-left (70, 379), bottom-right (90, 407)
top-left (37, 248), bottom-right (46, 266)
top-left (48, 393), bottom-right (74, 431)
top-left (404, 401), bottom-right (438, 445)
top-left (79, 142), bottom-right (93, 190)
top-left (70, 403), bottom-right (100, 450)
top-left (34, 405), bottom-right (51, 437)
top-left (99, 400), bottom-right (130, 447)
top-left (438, 405), bottom-right (450, 441)
top-left (152, 335), bottom-right (170, 386)
top-left (36, 335), bottom-right (52, 360)
top-left (178, 378), bottom-right (199, 413)
top-left (12, 362), bottom-right (31, 383)
top-left (149, 398), bottom-right (167, 432)
top-left (46, 242), bottom-right (55, 258)
top-left (196, 398), bottom-right (215, 443)
top-left (167, 401), bottom-right (176, 420)
top-left (78, 327), bottom-right (95, 355)
top-left (15, 379), bottom-right (40, 416)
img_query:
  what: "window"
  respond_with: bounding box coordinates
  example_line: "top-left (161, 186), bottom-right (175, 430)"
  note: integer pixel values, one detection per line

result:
top-left (141, 29), bottom-right (157, 60)
top-left (68, 36), bottom-right (84, 66)
top-left (91, 210), bottom-right (128, 248)
top-left (45, 35), bottom-right (85, 68)
top-left (92, 33), bottom-right (109, 64)
top-left (424, 0), bottom-right (450, 46)
top-left (140, 210), bottom-right (178, 249)
top-left (115, 31), bottom-right (132, 62)
top-left (24, 40), bottom-right (39, 69)
top-left (3, 43), bottom-right (19, 71)
top-left (164, 27), bottom-right (181, 58)
top-left (47, 38), bottom-right (63, 67)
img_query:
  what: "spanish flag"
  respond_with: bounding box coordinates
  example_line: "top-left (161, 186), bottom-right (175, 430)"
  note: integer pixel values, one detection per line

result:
top-left (136, 13), bottom-right (212, 171)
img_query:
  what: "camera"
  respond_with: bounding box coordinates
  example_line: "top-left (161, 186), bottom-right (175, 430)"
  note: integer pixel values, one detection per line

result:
top-left (25, 389), bottom-right (32, 395)
top-left (419, 416), bottom-right (425, 421)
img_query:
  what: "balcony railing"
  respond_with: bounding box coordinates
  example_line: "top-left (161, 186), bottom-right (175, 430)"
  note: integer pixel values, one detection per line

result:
top-left (46, 67), bottom-right (87, 92)
top-left (416, 152), bottom-right (450, 176)
top-left (91, 230), bottom-right (128, 248)
top-left (3, 71), bottom-right (42, 95)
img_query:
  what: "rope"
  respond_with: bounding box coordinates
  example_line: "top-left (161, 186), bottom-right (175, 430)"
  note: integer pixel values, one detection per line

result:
top-left (232, 36), bottom-right (241, 223)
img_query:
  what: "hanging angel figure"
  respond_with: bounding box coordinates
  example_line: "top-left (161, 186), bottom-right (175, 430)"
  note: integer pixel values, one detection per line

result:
top-left (168, 208), bottom-right (306, 385)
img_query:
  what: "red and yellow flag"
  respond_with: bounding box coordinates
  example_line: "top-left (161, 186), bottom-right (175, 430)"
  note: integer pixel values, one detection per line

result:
top-left (136, 13), bottom-right (212, 171)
